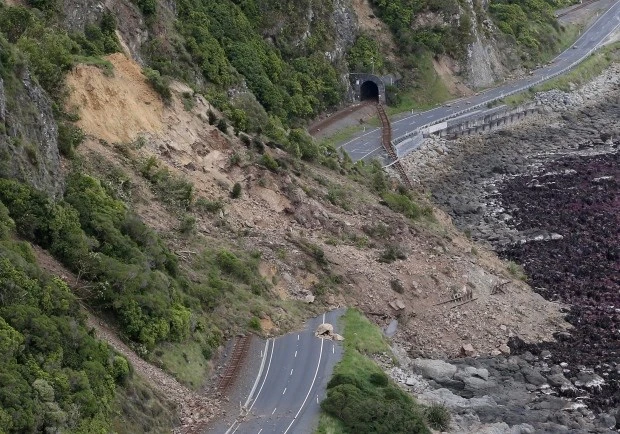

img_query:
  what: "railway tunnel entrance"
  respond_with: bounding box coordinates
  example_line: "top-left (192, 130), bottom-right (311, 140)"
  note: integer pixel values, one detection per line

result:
top-left (349, 73), bottom-right (386, 104)
top-left (360, 80), bottom-right (379, 101)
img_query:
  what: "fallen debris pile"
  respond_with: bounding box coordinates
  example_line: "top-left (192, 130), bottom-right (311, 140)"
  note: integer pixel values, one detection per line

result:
top-left (315, 323), bottom-right (344, 341)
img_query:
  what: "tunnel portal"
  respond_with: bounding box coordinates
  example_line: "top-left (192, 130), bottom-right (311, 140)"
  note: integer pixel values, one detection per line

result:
top-left (360, 80), bottom-right (379, 101)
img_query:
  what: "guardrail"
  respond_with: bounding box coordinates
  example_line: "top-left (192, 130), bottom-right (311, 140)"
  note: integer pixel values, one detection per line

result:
top-left (390, 7), bottom-right (620, 154)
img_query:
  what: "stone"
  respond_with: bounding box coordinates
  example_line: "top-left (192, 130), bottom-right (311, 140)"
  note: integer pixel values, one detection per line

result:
top-left (412, 359), bottom-right (457, 382)
top-left (546, 373), bottom-right (572, 388)
top-left (461, 343), bottom-right (476, 357)
top-left (498, 344), bottom-right (511, 355)
top-left (521, 367), bottom-right (546, 386)
top-left (389, 299), bottom-right (405, 310)
top-left (304, 294), bottom-right (315, 303)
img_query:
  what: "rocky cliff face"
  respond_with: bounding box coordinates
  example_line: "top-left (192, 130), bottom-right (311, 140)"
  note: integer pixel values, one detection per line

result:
top-left (62, 0), bottom-right (148, 63)
top-left (462, 0), bottom-right (507, 88)
top-left (0, 70), bottom-right (63, 197)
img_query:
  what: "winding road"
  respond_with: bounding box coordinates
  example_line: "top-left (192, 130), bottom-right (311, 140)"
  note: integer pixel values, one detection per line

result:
top-left (339, 0), bottom-right (620, 163)
top-left (223, 309), bottom-right (344, 434)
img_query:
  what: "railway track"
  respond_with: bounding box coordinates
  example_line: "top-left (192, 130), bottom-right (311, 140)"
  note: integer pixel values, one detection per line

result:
top-left (217, 334), bottom-right (252, 393)
top-left (376, 103), bottom-right (414, 189)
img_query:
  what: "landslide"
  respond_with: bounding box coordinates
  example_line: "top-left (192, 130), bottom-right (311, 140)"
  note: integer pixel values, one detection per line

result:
top-left (68, 53), bottom-right (569, 365)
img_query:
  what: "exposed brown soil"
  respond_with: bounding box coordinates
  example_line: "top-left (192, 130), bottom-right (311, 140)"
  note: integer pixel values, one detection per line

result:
top-left (66, 53), bottom-right (165, 144)
top-left (66, 54), bottom-right (570, 376)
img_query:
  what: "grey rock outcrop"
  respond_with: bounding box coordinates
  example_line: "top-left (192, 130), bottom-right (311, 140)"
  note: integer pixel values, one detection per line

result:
top-left (0, 70), bottom-right (63, 197)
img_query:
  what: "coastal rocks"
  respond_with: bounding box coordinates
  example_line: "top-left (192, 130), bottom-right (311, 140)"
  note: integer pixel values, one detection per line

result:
top-left (398, 66), bottom-right (620, 431)
top-left (389, 349), bottom-right (617, 433)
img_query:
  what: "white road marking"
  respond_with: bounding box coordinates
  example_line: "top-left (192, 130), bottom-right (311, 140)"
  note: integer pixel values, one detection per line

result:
top-left (359, 146), bottom-right (382, 160)
top-left (297, 334), bottom-right (300, 341)
top-left (290, 369), bottom-right (294, 376)
top-left (247, 339), bottom-right (275, 412)
top-left (232, 426), bottom-right (239, 434)
top-left (283, 317), bottom-right (326, 434)
top-left (258, 430), bottom-right (263, 434)
top-left (244, 340), bottom-right (270, 407)
top-left (282, 387), bottom-right (287, 395)
top-left (294, 350), bottom-right (297, 358)
top-left (332, 345), bottom-right (335, 354)
top-left (316, 395), bottom-right (319, 404)
top-left (272, 408), bottom-right (277, 415)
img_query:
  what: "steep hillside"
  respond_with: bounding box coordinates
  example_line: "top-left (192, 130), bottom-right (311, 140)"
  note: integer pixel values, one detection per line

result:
top-left (0, 0), bottom-right (585, 431)
top-left (47, 0), bottom-right (583, 121)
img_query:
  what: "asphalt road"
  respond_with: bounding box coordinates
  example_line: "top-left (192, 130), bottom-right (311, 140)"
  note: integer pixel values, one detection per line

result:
top-left (338, 0), bottom-right (620, 163)
top-left (224, 309), bottom-right (345, 434)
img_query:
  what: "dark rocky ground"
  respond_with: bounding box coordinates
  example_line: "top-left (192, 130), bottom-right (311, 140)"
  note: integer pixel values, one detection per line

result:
top-left (400, 91), bottom-right (620, 432)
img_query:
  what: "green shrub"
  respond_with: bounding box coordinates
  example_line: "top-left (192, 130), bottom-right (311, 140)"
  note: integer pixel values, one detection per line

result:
top-left (217, 118), bottom-right (228, 134)
top-left (140, 157), bottom-right (194, 209)
top-left (207, 110), bottom-right (217, 125)
top-left (230, 182), bottom-right (242, 199)
top-left (424, 403), bottom-right (451, 431)
top-left (179, 214), bottom-right (196, 234)
top-left (259, 153), bottom-right (279, 172)
top-left (382, 192), bottom-right (432, 220)
top-left (143, 67), bottom-right (171, 101)
top-left (57, 122), bottom-right (85, 157)
top-left (369, 371), bottom-right (389, 387)
top-left (248, 316), bottom-right (261, 331)
top-left (194, 197), bottom-right (223, 214)
top-left (136, 0), bottom-right (156, 16)
top-left (378, 244), bottom-right (407, 263)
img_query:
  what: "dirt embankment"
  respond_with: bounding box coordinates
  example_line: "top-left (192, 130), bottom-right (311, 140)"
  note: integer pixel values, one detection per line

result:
top-left (65, 53), bottom-right (571, 363)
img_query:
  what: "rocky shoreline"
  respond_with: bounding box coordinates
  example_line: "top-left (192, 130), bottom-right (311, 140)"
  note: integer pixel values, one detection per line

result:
top-left (394, 64), bottom-right (620, 432)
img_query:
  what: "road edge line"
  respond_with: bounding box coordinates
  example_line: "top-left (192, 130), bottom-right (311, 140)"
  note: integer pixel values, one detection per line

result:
top-left (283, 314), bottom-right (327, 434)
top-left (243, 339), bottom-right (270, 408)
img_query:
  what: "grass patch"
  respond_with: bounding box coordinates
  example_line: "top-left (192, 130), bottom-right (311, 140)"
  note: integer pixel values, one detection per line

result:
top-left (319, 123), bottom-right (369, 150)
top-left (320, 309), bottom-right (430, 433)
top-left (506, 260), bottom-right (527, 281)
top-left (316, 413), bottom-right (347, 434)
top-left (340, 309), bottom-right (390, 355)
top-left (386, 53), bottom-right (453, 116)
top-left (73, 55), bottom-right (114, 76)
top-left (151, 340), bottom-right (210, 389)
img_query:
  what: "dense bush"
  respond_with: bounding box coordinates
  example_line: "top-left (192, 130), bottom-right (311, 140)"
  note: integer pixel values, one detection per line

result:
top-left (489, 0), bottom-right (573, 56)
top-left (143, 67), bottom-right (172, 101)
top-left (369, 0), bottom-right (473, 59)
top-left (172, 0), bottom-right (343, 126)
top-left (382, 192), bottom-right (433, 220)
top-left (424, 403), bottom-right (451, 431)
top-left (321, 310), bottom-right (431, 434)
top-left (0, 200), bottom-right (126, 433)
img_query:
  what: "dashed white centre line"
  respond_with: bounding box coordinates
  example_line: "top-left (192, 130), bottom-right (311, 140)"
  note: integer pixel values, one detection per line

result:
top-left (332, 345), bottom-right (335, 354)
top-left (282, 387), bottom-right (287, 395)
top-left (290, 369), bottom-right (294, 376)
top-left (297, 334), bottom-right (300, 341)
top-left (258, 430), bottom-right (263, 434)
top-left (294, 350), bottom-right (297, 358)
top-left (272, 408), bottom-right (277, 415)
